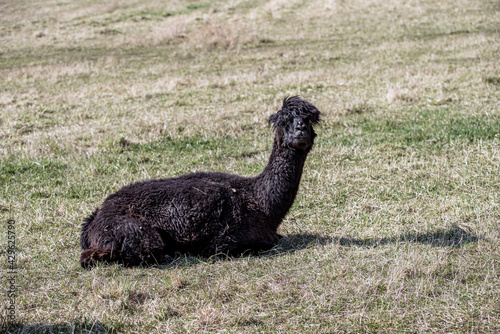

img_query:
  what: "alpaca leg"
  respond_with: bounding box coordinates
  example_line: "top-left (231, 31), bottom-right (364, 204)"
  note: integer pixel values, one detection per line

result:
top-left (235, 229), bottom-right (282, 254)
top-left (80, 248), bottom-right (121, 268)
top-left (203, 234), bottom-right (278, 256)
top-left (203, 229), bottom-right (281, 257)
top-left (227, 238), bottom-right (276, 255)
top-left (116, 222), bottom-right (167, 266)
top-left (81, 218), bottom-right (167, 268)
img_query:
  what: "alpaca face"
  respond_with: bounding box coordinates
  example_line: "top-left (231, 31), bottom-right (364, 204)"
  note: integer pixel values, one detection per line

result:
top-left (269, 96), bottom-right (320, 151)
top-left (283, 116), bottom-right (315, 150)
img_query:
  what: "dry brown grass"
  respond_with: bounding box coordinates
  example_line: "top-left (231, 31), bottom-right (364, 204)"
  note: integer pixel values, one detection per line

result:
top-left (1, 0), bottom-right (499, 332)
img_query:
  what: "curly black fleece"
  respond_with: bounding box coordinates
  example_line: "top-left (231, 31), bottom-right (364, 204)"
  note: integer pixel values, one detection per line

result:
top-left (80, 96), bottom-right (321, 268)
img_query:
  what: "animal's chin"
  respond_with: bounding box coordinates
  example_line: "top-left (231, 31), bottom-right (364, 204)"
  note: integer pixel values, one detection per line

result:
top-left (292, 137), bottom-right (310, 149)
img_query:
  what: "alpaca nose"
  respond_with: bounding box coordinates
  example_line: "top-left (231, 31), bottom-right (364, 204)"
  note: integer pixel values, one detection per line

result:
top-left (295, 120), bottom-right (306, 131)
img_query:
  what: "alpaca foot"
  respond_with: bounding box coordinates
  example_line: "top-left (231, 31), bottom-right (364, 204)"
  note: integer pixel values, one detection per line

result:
top-left (80, 248), bottom-right (119, 269)
top-left (226, 238), bottom-right (276, 256)
top-left (163, 254), bottom-right (174, 263)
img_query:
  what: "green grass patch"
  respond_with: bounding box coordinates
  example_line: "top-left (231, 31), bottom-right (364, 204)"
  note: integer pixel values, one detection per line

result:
top-left (330, 109), bottom-right (500, 147)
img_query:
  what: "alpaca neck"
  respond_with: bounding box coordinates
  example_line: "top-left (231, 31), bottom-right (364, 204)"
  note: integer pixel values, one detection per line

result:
top-left (255, 138), bottom-right (309, 227)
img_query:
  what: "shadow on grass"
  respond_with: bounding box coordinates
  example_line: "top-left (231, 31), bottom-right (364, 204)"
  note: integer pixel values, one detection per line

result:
top-left (275, 224), bottom-right (480, 254)
top-left (158, 225), bottom-right (480, 268)
top-left (3, 320), bottom-right (113, 334)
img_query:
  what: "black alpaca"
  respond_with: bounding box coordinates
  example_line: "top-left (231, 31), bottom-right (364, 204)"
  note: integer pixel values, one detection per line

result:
top-left (80, 96), bottom-right (321, 268)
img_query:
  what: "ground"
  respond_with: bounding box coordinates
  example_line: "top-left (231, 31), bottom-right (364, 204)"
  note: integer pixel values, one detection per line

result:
top-left (0, 0), bottom-right (499, 332)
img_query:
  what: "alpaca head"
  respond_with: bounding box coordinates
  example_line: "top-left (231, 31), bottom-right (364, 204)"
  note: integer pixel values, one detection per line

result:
top-left (269, 96), bottom-right (321, 151)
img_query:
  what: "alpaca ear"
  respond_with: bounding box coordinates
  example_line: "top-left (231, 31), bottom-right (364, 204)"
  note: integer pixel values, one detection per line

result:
top-left (280, 96), bottom-right (321, 125)
top-left (305, 104), bottom-right (321, 124)
top-left (268, 112), bottom-right (280, 128)
top-left (270, 96), bottom-right (321, 128)
top-left (297, 97), bottom-right (321, 124)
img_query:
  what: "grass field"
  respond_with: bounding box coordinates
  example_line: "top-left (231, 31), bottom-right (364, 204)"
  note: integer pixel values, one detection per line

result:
top-left (1, 0), bottom-right (499, 332)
